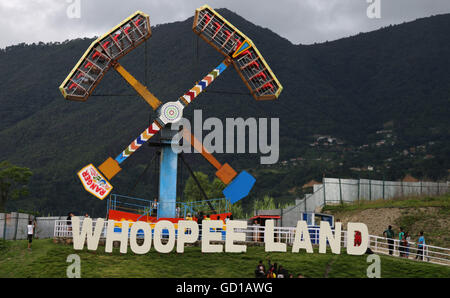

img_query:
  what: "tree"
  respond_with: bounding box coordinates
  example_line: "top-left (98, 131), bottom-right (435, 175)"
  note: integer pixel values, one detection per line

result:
top-left (183, 171), bottom-right (225, 203)
top-left (230, 201), bottom-right (247, 219)
top-left (252, 195), bottom-right (276, 212)
top-left (0, 161), bottom-right (33, 212)
top-left (183, 171), bottom-right (211, 203)
top-left (209, 178), bottom-right (226, 198)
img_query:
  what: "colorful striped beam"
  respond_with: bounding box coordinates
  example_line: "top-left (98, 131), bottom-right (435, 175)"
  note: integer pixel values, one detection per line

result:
top-left (180, 61), bottom-right (229, 105)
top-left (115, 120), bottom-right (162, 164)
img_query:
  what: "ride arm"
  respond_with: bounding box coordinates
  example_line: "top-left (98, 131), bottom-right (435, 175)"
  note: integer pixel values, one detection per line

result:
top-left (113, 62), bottom-right (162, 111)
top-left (181, 129), bottom-right (238, 185)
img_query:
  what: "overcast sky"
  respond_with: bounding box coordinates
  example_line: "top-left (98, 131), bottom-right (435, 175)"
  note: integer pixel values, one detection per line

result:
top-left (1, 0), bottom-right (449, 48)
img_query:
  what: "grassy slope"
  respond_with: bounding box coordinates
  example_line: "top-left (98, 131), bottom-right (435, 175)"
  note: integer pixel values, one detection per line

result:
top-left (0, 239), bottom-right (448, 278)
top-left (322, 194), bottom-right (450, 247)
top-left (322, 194), bottom-right (450, 212)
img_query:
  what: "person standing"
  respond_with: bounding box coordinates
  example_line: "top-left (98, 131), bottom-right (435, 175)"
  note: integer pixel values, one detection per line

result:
top-left (277, 265), bottom-right (287, 278)
top-left (257, 260), bottom-right (265, 274)
top-left (273, 262), bottom-right (278, 276)
top-left (266, 266), bottom-right (276, 278)
top-left (66, 212), bottom-right (74, 235)
top-left (398, 227), bottom-right (405, 257)
top-left (27, 220), bottom-right (34, 251)
top-left (253, 219), bottom-right (260, 242)
top-left (152, 198), bottom-right (158, 217)
top-left (405, 232), bottom-right (411, 258)
top-left (197, 212), bottom-right (204, 240)
top-left (255, 260), bottom-right (265, 278)
top-left (416, 231), bottom-right (425, 261)
top-left (383, 225), bottom-right (395, 255)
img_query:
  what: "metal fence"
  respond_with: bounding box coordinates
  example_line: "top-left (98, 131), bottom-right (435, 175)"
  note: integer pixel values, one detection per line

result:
top-left (54, 220), bottom-right (449, 266)
top-left (322, 178), bottom-right (449, 205)
top-left (107, 194), bottom-right (230, 220)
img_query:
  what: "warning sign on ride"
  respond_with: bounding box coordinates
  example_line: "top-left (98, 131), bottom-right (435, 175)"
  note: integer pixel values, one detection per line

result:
top-left (77, 164), bottom-right (112, 200)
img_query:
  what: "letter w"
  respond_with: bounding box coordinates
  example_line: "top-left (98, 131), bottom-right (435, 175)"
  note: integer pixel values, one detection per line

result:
top-left (72, 217), bottom-right (105, 251)
top-left (253, 283), bottom-right (265, 292)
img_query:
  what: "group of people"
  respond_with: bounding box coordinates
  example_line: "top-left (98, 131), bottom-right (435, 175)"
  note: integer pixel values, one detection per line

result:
top-left (151, 198), bottom-right (233, 224)
top-left (255, 260), bottom-right (305, 278)
top-left (66, 212), bottom-right (90, 225)
top-left (185, 211), bottom-right (233, 223)
top-left (383, 225), bottom-right (426, 260)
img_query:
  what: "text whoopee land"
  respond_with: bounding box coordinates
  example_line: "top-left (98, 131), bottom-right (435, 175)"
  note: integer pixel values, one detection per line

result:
top-left (70, 217), bottom-right (370, 255)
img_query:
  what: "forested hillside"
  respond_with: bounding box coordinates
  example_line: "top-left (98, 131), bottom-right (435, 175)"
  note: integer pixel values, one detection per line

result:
top-left (0, 9), bottom-right (449, 215)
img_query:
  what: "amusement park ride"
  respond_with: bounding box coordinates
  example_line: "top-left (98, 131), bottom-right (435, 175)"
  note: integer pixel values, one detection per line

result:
top-left (59, 5), bottom-right (283, 225)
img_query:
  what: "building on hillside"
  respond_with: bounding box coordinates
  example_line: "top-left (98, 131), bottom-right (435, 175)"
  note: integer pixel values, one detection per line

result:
top-left (376, 140), bottom-right (386, 146)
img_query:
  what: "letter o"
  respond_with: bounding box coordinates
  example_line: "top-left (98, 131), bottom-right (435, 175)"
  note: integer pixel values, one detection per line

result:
top-left (130, 221), bottom-right (152, 254)
top-left (153, 220), bottom-right (176, 253)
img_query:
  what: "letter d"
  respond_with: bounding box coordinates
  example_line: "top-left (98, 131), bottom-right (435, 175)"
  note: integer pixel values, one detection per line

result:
top-left (346, 222), bottom-right (369, 255)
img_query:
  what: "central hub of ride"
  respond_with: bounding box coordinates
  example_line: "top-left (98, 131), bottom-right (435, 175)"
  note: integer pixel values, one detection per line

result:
top-left (158, 101), bottom-right (184, 125)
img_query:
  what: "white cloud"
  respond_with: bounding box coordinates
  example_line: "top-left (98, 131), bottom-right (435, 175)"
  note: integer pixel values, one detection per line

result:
top-left (0, 0), bottom-right (449, 48)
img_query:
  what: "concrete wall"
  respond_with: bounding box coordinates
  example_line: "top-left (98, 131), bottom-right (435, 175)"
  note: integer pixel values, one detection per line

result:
top-left (280, 199), bottom-right (304, 228)
top-left (34, 216), bottom-right (67, 239)
top-left (0, 213), bottom-right (66, 240)
top-left (0, 213), bottom-right (31, 240)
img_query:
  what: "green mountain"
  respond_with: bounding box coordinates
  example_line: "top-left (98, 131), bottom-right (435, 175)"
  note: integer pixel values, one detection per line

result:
top-left (0, 9), bottom-right (449, 215)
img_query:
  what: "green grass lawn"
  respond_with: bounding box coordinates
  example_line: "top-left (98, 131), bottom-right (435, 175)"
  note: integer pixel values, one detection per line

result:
top-left (0, 239), bottom-right (449, 278)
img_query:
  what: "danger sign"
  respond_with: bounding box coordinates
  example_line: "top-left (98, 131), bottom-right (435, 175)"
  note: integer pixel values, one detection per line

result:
top-left (77, 164), bottom-right (112, 200)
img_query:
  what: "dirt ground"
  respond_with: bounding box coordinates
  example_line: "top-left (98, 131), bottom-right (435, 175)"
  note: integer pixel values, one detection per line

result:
top-left (328, 207), bottom-right (446, 240)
